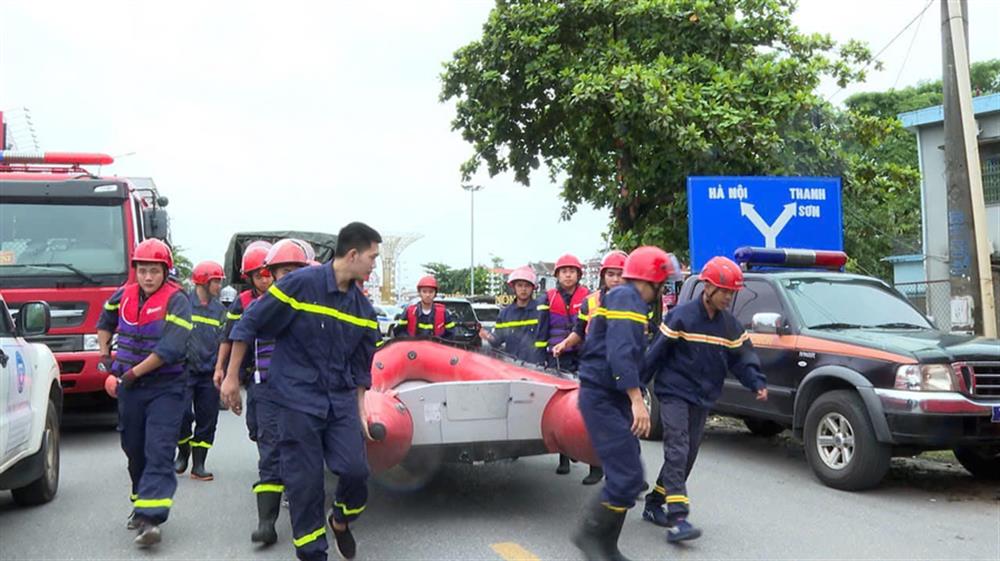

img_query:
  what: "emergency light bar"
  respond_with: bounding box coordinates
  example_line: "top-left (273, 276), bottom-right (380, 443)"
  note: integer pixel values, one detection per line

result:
top-left (734, 246), bottom-right (848, 271)
top-left (0, 150), bottom-right (114, 166)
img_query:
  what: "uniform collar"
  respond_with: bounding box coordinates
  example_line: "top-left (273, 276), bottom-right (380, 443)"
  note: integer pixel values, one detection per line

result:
top-left (325, 262), bottom-right (340, 294)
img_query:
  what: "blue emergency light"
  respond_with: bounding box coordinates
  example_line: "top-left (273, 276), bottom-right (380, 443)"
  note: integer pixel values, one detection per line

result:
top-left (734, 247), bottom-right (848, 271)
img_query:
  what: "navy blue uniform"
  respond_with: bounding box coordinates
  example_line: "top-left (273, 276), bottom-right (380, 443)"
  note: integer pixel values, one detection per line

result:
top-left (231, 264), bottom-right (377, 561)
top-left (98, 283), bottom-right (192, 525)
top-left (223, 290), bottom-right (261, 440)
top-left (577, 283), bottom-right (650, 509)
top-left (488, 300), bottom-right (545, 363)
top-left (178, 291), bottom-right (226, 450)
top-left (642, 298), bottom-right (766, 521)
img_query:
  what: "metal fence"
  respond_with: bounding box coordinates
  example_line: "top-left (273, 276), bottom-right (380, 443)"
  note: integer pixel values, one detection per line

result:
top-left (893, 279), bottom-right (954, 331)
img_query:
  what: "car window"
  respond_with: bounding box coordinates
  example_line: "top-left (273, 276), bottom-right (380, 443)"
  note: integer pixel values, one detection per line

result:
top-left (732, 280), bottom-right (783, 328)
top-left (444, 303), bottom-right (477, 323)
top-left (474, 308), bottom-right (499, 322)
top-left (0, 301), bottom-right (13, 336)
top-left (782, 278), bottom-right (933, 329)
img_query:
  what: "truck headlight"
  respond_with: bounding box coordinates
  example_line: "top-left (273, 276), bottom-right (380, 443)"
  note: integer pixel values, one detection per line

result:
top-left (83, 334), bottom-right (100, 352)
top-left (894, 364), bottom-right (956, 391)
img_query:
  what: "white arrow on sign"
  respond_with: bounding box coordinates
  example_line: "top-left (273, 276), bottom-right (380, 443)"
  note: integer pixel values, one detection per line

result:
top-left (740, 202), bottom-right (797, 248)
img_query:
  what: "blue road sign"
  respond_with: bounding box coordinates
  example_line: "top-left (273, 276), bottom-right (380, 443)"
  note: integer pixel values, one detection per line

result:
top-left (687, 176), bottom-right (843, 271)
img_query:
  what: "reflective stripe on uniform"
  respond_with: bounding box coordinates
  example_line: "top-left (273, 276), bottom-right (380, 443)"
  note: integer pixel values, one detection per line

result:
top-left (652, 485), bottom-right (666, 495)
top-left (129, 493), bottom-right (139, 502)
top-left (495, 319), bottom-right (539, 329)
top-left (165, 314), bottom-right (193, 330)
top-left (444, 322), bottom-right (456, 329)
top-left (534, 341), bottom-right (547, 348)
top-left (191, 315), bottom-right (222, 327)
top-left (601, 502), bottom-right (628, 513)
top-left (293, 527), bottom-right (326, 548)
top-left (134, 498), bottom-right (173, 508)
top-left (659, 324), bottom-right (748, 348)
top-left (536, 304), bottom-right (550, 311)
top-left (593, 307), bottom-right (647, 325)
top-left (396, 319), bottom-right (409, 325)
top-left (190, 440), bottom-right (212, 449)
top-left (104, 302), bottom-right (120, 311)
top-left (666, 494), bottom-right (690, 504)
top-left (333, 501), bottom-right (366, 517)
top-left (253, 483), bottom-right (285, 494)
top-left (417, 322), bottom-right (435, 330)
top-left (177, 436), bottom-right (192, 445)
top-left (226, 312), bottom-right (242, 321)
top-left (268, 285), bottom-right (378, 330)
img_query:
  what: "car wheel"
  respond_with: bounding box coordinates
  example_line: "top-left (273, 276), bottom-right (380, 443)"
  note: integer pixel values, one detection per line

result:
top-left (12, 400), bottom-right (61, 506)
top-left (803, 390), bottom-right (890, 491)
top-left (743, 418), bottom-right (785, 437)
top-left (953, 446), bottom-right (1000, 480)
top-left (642, 384), bottom-right (662, 441)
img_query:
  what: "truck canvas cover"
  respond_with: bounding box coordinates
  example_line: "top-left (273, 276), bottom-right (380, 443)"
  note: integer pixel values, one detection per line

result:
top-left (223, 230), bottom-right (338, 287)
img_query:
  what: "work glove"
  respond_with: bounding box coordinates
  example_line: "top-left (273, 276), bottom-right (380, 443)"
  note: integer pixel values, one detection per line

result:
top-left (120, 369), bottom-right (139, 389)
top-left (97, 355), bottom-right (114, 373)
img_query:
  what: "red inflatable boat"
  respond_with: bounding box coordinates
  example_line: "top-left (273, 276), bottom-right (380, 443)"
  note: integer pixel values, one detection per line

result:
top-left (363, 339), bottom-right (600, 474)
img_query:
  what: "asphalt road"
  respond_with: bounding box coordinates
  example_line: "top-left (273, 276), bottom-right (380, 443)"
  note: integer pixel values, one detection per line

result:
top-left (1, 410), bottom-right (997, 561)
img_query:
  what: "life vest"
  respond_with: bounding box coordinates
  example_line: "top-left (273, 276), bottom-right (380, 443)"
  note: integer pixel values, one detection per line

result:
top-left (582, 291), bottom-right (602, 335)
top-left (406, 303), bottom-right (447, 337)
top-left (545, 285), bottom-right (589, 348)
top-left (243, 296), bottom-right (276, 383)
top-left (113, 281), bottom-right (185, 377)
top-left (239, 289), bottom-right (255, 310)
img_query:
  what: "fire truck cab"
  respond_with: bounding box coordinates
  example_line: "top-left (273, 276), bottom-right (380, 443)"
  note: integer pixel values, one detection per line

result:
top-left (0, 150), bottom-right (171, 407)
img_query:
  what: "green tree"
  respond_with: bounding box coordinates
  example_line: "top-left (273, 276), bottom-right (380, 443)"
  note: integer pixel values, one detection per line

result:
top-left (441, 0), bottom-right (924, 278)
top-left (172, 245), bottom-right (194, 281)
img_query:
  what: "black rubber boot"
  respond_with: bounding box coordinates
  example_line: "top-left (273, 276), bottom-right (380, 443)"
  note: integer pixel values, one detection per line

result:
top-left (190, 447), bottom-right (214, 481)
top-left (572, 498), bottom-right (629, 561)
top-left (556, 454), bottom-right (571, 475)
top-left (251, 492), bottom-right (281, 545)
top-left (173, 443), bottom-right (190, 474)
top-left (582, 465), bottom-right (604, 485)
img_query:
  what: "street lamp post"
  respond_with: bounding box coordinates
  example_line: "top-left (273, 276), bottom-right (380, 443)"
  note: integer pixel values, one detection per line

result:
top-left (461, 184), bottom-right (484, 295)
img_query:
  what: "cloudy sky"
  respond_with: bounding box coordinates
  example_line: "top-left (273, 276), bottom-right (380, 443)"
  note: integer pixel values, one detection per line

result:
top-left (2, 0), bottom-right (998, 289)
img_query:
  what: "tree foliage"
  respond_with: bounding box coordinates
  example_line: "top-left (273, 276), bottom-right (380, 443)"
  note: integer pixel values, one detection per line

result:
top-left (420, 262), bottom-right (491, 295)
top-left (172, 245), bottom-right (194, 281)
top-left (440, 0), bottom-right (940, 278)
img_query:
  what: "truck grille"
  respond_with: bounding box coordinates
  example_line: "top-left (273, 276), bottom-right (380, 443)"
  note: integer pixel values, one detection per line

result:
top-left (968, 362), bottom-right (1000, 399)
top-left (26, 334), bottom-right (84, 353)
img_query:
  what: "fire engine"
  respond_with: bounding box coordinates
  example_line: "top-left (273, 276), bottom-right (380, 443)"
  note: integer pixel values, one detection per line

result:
top-left (0, 114), bottom-right (171, 408)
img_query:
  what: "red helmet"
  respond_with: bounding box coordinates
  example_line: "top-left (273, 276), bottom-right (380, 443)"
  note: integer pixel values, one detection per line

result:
top-left (622, 246), bottom-right (675, 284)
top-left (600, 250), bottom-right (628, 275)
top-left (192, 260), bottom-right (225, 285)
top-left (417, 275), bottom-right (438, 291)
top-left (507, 266), bottom-right (537, 288)
top-left (132, 239), bottom-right (173, 270)
top-left (700, 256), bottom-right (744, 291)
top-left (241, 241), bottom-right (273, 277)
top-left (265, 239), bottom-right (315, 268)
top-left (554, 253), bottom-right (583, 275)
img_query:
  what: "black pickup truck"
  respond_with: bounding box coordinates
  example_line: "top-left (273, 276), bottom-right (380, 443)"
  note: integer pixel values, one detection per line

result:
top-left (672, 248), bottom-right (1000, 490)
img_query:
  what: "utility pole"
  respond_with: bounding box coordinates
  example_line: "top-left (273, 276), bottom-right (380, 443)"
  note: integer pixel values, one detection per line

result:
top-left (462, 184), bottom-right (484, 295)
top-left (941, 0), bottom-right (996, 337)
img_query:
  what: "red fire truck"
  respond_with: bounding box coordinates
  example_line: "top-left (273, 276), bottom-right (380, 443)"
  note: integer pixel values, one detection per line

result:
top-left (0, 117), bottom-right (171, 406)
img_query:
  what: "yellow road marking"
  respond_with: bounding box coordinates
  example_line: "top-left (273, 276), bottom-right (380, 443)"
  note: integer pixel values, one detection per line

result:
top-left (491, 542), bottom-right (541, 561)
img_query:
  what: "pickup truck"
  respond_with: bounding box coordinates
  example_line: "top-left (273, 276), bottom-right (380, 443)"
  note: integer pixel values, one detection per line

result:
top-left (670, 247), bottom-right (1000, 490)
top-left (0, 294), bottom-right (61, 505)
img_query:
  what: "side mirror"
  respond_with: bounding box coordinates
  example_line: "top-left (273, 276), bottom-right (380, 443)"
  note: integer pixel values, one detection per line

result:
top-left (751, 312), bottom-right (785, 335)
top-left (142, 207), bottom-right (171, 240)
top-left (16, 301), bottom-right (51, 337)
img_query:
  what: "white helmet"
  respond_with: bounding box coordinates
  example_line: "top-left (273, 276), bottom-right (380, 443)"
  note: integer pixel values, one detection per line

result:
top-left (220, 285), bottom-right (238, 305)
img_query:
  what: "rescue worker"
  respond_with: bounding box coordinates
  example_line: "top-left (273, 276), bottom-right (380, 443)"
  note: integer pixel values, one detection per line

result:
top-left (174, 260), bottom-right (227, 481)
top-left (97, 239), bottom-right (193, 547)
top-left (479, 266), bottom-right (544, 364)
top-left (393, 275), bottom-right (456, 339)
top-left (221, 222), bottom-right (382, 561)
top-left (550, 250), bottom-right (627, 485)
top-left (213, 240), bottom-right (273, 444)
top-left (245, 238), bottom-right (315, 546)
top-left (571, 246), bottom-right (674, 561)
top-left (641, 256), bottom-right (767, 542)
top-left (535, 253), bottom-right (590, 475)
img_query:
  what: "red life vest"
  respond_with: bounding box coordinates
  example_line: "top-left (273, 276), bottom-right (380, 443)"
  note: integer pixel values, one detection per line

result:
top-left (239, 289), bottom-right (255, 310)
top-left (545, 285), bottom-right (589, 347)
top-left (114, 281), bottom-right (184, 376)
top-left (583, 291), bottom-right (602, 335)
top-left (406, 303), bottom-right (447, 337)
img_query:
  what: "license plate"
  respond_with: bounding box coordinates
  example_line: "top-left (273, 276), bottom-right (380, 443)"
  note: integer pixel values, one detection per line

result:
top-left (993, 406), bottom-right (1000, 423)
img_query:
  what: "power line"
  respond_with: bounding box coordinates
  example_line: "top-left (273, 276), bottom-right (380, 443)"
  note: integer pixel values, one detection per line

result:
top-left (826, 0), bottom-right (935, 103)
top-left (892, 1), bottom-right (929, 89)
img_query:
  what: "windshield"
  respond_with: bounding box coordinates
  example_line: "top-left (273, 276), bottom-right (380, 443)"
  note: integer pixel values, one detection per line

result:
top-left (474, 307), bottom-right (499, 322)
top-left (782, 278), bottom-right (933, 330)
top-left (0, 202), bottom-right (128, 280)
top-left (443, 302), bottom-right (477, 323)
